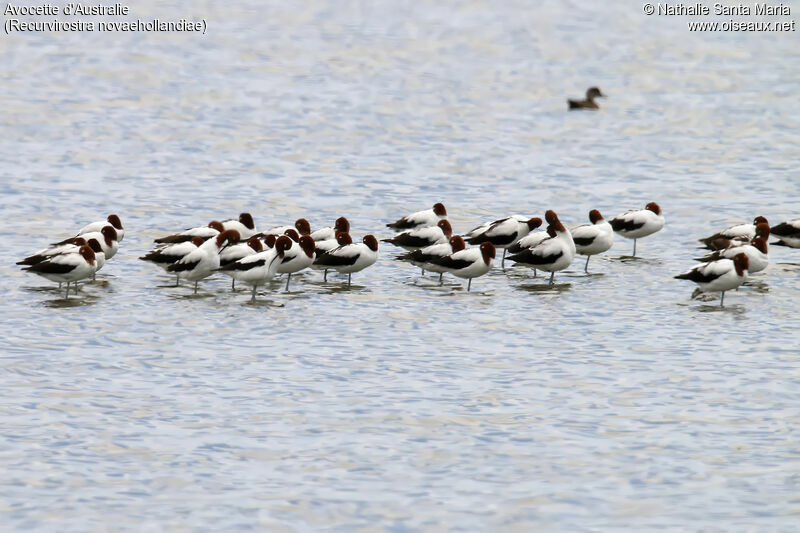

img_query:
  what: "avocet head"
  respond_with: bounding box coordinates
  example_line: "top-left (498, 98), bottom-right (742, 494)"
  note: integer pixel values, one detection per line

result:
top-left (363, 235), bottom-right (379, 252)
top-left (645, 202), bottom-right (661, 215)
top-left (294, 218), bottom-right (311, 235)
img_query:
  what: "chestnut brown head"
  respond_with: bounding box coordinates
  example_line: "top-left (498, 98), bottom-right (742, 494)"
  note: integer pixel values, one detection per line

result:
top-left (336, 232), bottom-right (353, 246)
top-left (589, 209), bottom-right (604, 224)
top-left (751, 237), bottom-right (768, 254)
top-left (544, 211), bottom-right (565, 232)
top-left (546, 226), bottom-right (557, 238)
top-left (246, 237), bottom-right (263, 252)
top-left (275, 235), bottom-right (293, 255)
top-left (79, 244), bottom-right (96, 265)
top-left (101, 225), bottom-right (118, 245)
top-left (754, 222), bottom-right (770, 239)
top-left (753, 216), bottom-right (768, 226)
top-left (191, 237), bottom-right (205, 247)
top-left (363, 235), bottom-right (379, 252)
top-left (480, 241), bottom-right (496, 264)
top-left (262, 234), bottom-right (277, 248)
top-left (646, 202), bottom-right (661, 215)
top-left (107, 214), bottom-right (123, 230)
top-left (284, 229), bottom-right (300, 242)
top-left (295, 218), bottom-right (311, 235)
top-left (732, 252), bottom-right (749, 276)
top-left (433, 203), bottom-right (447, 216)
top-left (208, 220), bottom-right (225, 233)
top-left (527, 217), bottom-right (542, 230)
top-left (299, 235), bottom-right (315, 257)
top-left (216, 229), bottom-right (240, 247)
top-left (72, 237), bottom-right (87, 246)
top-left (437, 219), bottom-right (453, 237)
top-left (239, 213), bottom-right (255, 230)
top-left (334, 217), bottom-right (350, 233)
top-left (87, 238), bottom-right (103, 255)
top-left (450, 235), bottom-right (466, 252)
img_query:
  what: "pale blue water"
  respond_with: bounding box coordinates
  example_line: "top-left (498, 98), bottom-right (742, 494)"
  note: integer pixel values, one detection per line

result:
top-left (2, 1), bottom-right (799, 530)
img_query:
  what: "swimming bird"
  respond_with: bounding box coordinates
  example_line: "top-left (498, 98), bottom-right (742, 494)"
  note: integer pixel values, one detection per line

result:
top-left (386, 203), bottom-right (447, 231)
top-left (22, 244), bottom-right (96, 298)
top-left (310, 217), bottom-right (350, 242)
top-left (381, 220), bottom-right (452, 250)
top-left (675, 253), bottom-right (749, 306)
top-left (154, 220), bottom-right (225, 244)
top-left (507, 210), bottom-right (576, 283)
top-left (277, 235), bottom-right (316, 290)
top-left (695, 237), bottom-right (769, 273)
top-left (429, 241), bottom-right (495, 291)
top-left (314, 234), bottom-right (379, 286)
top-left (218, 236), bottom-right (292, 301)
top-left (570, 209), bottom-right (614, 273)
top-left (698, 216), bottom-right (768, 249)
top-left (609, 202), bottom-right (664, 256)
top-left (466, 216), bottom-right (542, 268)
top-left (140, 237), bottom-right (206, 285)
top-left (222, 213), bottom-right (257, 239)
top-left (770, 218), bottom-right (800, 248)
top-left (568, 87), bottom-right (605, 110)
top-left (168, 229), bottom-right (240, 293)
top-left (397, 235), bottom-right (467, 283)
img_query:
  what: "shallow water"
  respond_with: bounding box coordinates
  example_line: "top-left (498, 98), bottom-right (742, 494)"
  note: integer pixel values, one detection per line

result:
top-left (2, 1), bottom-right (799, 530)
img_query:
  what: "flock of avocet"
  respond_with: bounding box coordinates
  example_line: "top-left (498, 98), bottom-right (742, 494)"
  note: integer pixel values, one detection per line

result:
top-left (16, 206), bottom-right (800, 305)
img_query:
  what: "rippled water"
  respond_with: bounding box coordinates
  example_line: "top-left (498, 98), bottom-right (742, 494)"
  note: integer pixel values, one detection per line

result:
top-left (2, 0), bottom-right (799, 530)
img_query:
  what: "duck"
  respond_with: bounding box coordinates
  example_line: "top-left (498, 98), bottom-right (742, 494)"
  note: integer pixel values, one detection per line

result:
top-left (568, 87), bottom-right (605, 110)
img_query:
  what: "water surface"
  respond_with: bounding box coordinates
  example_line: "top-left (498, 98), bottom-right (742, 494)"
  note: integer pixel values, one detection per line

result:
top-left (2, 1), bottom-right (799, 530)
